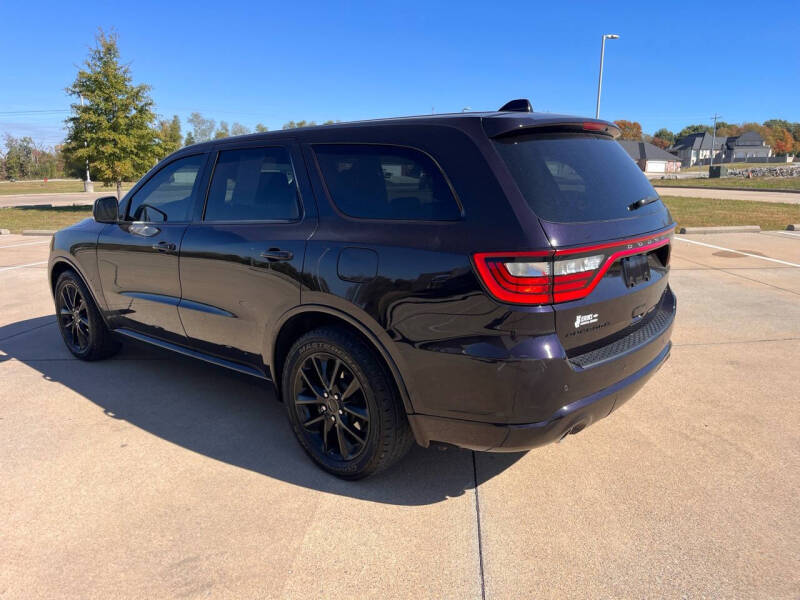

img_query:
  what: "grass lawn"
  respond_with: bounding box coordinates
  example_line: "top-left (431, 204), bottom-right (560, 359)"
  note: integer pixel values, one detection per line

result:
top-left (2, 196), bottom-right (798, 235)
top-left (661, 196), bottom-right (800, 230)
top-left (0, 180), bottom-right (130, 196)
top-left (0, 206), bottom-right (93, 233)
top-left (654, 176), bottom-right (800, 191)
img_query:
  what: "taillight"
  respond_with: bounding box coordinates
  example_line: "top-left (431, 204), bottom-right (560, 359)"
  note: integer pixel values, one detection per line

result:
top-left (473, 228), bottom-right (673, 306)
top-left (473, 252), bottom-right (553, 304)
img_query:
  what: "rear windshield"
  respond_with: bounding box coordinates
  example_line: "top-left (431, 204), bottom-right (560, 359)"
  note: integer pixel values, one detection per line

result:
top-left (493, 133), bottom-right (661, 223)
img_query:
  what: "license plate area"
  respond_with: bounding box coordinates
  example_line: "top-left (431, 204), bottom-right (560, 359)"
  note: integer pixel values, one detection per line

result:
top-left (622, 253), bottom-right (651, 288)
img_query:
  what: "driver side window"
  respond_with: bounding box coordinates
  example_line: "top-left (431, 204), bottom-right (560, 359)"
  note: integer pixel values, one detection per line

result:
top-left (126, 154), bottom-right (205, 222)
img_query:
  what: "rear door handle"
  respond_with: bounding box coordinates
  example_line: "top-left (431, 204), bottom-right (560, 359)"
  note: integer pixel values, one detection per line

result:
top-left (152, 241), bottom-right (177, 252)
top-left (260, 249), bottom-right (294, 261)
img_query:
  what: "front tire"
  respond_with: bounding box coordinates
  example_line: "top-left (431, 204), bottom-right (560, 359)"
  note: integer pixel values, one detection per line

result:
top-left (54, 270), bottom-right (120, 361)
top-left (282, 326), bottom-right (413, 479)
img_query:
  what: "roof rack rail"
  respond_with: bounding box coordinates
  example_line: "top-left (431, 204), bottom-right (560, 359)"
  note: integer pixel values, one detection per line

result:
top-left (498, 99), bottom-right (532, 113)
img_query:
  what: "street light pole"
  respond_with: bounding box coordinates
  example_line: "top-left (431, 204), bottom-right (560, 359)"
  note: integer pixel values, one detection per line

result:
top-left (78, 94), bottom-right (92, 192)
top-left (710, 113), bottom-right (721, 169)
top-left (595, 34), bottom-right (620, 119)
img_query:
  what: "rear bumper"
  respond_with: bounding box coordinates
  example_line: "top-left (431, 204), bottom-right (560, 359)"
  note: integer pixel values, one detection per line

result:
top-left (408, 339), bottom-right (671, 452)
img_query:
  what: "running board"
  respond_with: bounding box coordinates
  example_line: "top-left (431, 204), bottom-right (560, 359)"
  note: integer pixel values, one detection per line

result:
top-left (114, 328), bottom-right (270, 381)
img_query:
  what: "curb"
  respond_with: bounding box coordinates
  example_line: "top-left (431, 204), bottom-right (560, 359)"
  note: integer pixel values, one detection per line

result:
top-left (654, 185), bottom-right (800, 194)
top-left (788, 224), bottom-right (800, 231)
top-left (0, 228), bottom-right (10, 235)
top-left (678, 225), bottom-right (761, 234)
top-left (22, 229), bottom-right (57, 236)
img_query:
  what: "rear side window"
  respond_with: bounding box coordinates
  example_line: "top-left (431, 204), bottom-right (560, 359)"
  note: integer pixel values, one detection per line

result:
top-left (494, 134), bottom-right (661, 223)
top-left (314, 144), bottom-right (460, 220)
top-left (205, 147), bottom-right (300, 221)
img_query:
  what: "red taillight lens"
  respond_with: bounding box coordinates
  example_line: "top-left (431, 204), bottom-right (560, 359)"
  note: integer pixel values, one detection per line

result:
top-left (473, 228), bottom-right (673, 306)
top-left (473, 252), bottom-right (553, 304)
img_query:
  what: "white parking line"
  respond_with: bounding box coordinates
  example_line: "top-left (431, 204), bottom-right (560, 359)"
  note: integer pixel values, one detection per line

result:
top-left (674, 236), bottom-right (800, 268)
top-left (0, 261), bottom-right (48, 273)
top-left (0, 240), bottom-right (49, 249)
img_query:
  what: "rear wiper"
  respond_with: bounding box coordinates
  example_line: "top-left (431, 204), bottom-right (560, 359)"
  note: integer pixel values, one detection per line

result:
top-left (627, 195), bottom-right (659, 211)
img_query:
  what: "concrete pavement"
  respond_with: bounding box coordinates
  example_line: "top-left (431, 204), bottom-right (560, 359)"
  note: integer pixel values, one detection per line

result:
top-left (1, 231), bottom-right (799, 598)
top-left (654, 185), bottom-right (800, 204)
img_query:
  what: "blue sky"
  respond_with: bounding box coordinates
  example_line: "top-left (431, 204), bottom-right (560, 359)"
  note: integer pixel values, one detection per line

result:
top-left (2, 0), bottom-right (798, 148)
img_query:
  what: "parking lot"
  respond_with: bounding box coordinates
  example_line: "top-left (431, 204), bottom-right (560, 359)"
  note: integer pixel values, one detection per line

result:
top-left (1, 231), bottom-right (799, 599)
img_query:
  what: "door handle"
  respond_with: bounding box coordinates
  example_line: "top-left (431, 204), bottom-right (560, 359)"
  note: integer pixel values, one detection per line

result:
top-left (260, 249), bottom-right (294, 261)
top-left (152, 241), bottom-right (177, 252)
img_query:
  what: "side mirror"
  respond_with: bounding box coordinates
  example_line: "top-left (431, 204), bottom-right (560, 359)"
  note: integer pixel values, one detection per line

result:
top-left (93, 196), bottom-right (119, 224)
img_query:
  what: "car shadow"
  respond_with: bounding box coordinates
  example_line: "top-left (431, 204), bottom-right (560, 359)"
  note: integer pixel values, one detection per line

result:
top-left (1, 316), bottom-right (524, 506)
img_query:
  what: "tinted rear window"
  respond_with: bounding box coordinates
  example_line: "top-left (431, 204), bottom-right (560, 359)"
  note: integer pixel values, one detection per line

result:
top-left (314, 144), bottom-right (461, 220)
top-left (494, 134), bottom-right (661, 223)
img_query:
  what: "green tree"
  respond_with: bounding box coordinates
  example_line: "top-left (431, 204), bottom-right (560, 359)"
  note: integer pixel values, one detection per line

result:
top-left (184, 131), bottom-right (196, 146)
top-left (231, 122), bottom-right (250, 136)
top-left (254, 123), bottom-right (269, 133)
top-left (677, 124), bottom-right (712, 138)
top-left (63, 29), bottom-right (158, 198)
top-left (652, 128), bottom-right (675, 145)
top-left (214, 121), bottom-right (230, 139)
top-left (613, 120), bottom-right (643, 140)
top-left (282, 120), bottom-right (317, 129)
top-left (187, 112), bottom-right (215, 143)
top-left (2, 134), bottom-right (34, 179)
top-left (155, 114), bottom-right (182, 159)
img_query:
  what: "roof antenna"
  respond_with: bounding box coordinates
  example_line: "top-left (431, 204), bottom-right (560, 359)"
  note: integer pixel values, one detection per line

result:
top-left (498, 99), bottom-right (532, 113)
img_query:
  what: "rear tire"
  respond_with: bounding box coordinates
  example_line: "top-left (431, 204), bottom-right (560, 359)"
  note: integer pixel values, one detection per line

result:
top-left (282, 326), bottom-right (413, 479)
top-left (54, 270), bottom-right (120, 361)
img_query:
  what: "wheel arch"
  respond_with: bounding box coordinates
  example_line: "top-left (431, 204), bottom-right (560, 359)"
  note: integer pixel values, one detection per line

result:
top-left (49, 257), bottom-right (109, 326)
top-left (270, 305), bottom-right (415, 415)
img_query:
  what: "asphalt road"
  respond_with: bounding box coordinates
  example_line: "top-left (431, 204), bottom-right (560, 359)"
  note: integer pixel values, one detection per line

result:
top-left (654, 186), bottom-right (800, 204)
top-left (1, 231), bottom-right (799, 598)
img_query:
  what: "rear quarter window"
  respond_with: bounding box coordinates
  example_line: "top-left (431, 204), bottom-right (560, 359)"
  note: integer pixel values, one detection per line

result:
top-left (494, 133), bottom-right (662, 223)
top-left (314, 144), bottom-right (461, 221)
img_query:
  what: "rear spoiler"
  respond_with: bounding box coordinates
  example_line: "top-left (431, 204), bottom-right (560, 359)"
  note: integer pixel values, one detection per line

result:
top-left (483, 115), bottom-right (621, 139)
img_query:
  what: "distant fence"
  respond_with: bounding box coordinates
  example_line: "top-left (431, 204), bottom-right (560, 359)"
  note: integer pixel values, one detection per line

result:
top-left (694, 156), bottom-right (794, 166)
top-left (727, 164), bottom-right (800, 178)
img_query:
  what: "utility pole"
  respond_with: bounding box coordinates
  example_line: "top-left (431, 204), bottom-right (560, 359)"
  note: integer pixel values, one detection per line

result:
top-left (595, 34), bottom-right (620, 118)
top-left (710, 113), bottom-right (721, 169)
top-left (79, 94), bottom-right (93, 192)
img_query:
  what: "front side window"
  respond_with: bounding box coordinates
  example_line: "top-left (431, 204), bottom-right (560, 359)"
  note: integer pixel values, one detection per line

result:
top-left (127, 154), bottom-right (204, 222)
top-left (204, 147), bottom-right (300, 222)
top-left (314, 144), bottom-right (461, 220)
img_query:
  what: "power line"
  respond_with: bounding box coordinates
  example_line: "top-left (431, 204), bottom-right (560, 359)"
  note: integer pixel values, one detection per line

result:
top-left (0, 109), bottom-right (69, 115)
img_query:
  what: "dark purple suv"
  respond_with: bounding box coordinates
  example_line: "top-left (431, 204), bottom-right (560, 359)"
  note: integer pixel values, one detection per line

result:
top-left (49, 99), bottom-right (675, 478)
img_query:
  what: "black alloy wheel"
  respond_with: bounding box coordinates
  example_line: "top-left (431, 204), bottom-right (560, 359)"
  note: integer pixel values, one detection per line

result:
top-left (282, 327), bottom-right (414, 479)
top-left (57, 281), bottom-right (91, 354)
top-left (54, 270), bottom-right (120, 361)
top-left (294, 352), bottom-right (370, 461)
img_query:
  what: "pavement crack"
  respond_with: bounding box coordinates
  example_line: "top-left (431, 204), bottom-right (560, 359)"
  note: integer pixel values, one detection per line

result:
top-left (472, 451), bottom-right (486, 600)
